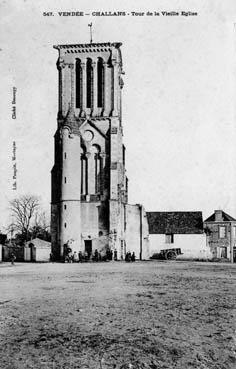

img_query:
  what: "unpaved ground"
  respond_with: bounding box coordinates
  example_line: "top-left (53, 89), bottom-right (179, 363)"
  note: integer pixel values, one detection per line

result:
top-left (0, 261), bottom-right (236, 369)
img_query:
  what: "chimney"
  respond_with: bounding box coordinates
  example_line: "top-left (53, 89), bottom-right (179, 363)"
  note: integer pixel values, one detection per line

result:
top-left (215, 210), bottom-right (223, 222)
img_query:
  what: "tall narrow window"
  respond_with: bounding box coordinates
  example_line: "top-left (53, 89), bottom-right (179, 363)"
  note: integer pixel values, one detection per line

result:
top-left (234, 226), bottom-right (236, 238)
top-left (86, 58), bottom-right (93, 108)
top-left (97, 58), bottom-right (104, 108)
top-left (165, 234), bottom-right (174, 244)
top-left (76, 59), bottom-right (82, 108)
top-left (95, 153), bottom-right (102, 194)
top-left (81, 149), bottom-right (88, 195)
top-left (219, 226), bottom-right (226, 239)
top-left (122, 145), bottom-right (125, 166)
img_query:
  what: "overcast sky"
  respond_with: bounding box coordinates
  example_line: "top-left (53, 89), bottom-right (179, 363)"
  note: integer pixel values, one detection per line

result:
top-left (1, 0), bottom-right (236, 231)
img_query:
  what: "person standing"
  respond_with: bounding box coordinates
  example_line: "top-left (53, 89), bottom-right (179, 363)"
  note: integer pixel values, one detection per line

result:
top-left (94, 249), bottom-right (98, 262)
top-left (73, 251), bottom-right (78, 262)
top-left (10, 252), bottom-right (16, 265)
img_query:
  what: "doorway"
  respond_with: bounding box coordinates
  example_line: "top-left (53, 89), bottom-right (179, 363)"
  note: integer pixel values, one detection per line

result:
top-left (29, 243), bottom-right (36, 262)
top-left (84, 240), bottom-right (92, 260)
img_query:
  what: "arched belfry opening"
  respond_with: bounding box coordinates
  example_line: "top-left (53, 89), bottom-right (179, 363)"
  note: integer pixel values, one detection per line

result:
top-left (86, 58), bottom-right (93, 108)
top-left (97, 57), bottom-right (104, 108)
top-left (93, 144), bottom-right (102, 194)
top-left (75, 59), bottom-right (82, 109)
top-left (81, 145), bottom-right (88, 195)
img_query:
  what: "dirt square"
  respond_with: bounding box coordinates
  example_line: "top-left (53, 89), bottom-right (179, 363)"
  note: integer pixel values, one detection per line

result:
top-left (0, 261), bottom-right (236, 368)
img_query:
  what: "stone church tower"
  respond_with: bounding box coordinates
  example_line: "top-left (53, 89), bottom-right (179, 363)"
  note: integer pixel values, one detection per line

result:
top-left (51, 42), bottom-right (149, 261)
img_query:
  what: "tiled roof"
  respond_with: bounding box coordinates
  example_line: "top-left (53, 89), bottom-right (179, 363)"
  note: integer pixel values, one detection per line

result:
top-left (204, 211), bottom-right (236, 222)
top-left (147, 211), bottom-right (203, 234)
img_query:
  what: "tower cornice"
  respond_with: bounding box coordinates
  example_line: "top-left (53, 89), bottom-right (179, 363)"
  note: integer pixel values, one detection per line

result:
top-left (53, 42), bottom-right (122, 51)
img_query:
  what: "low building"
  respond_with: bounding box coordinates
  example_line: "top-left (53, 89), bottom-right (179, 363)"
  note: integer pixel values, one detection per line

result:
top-left (147, 211), bottom-right (211, 260)
top-left (25, 238), bottom-right (51, 262)
top-left (0, 234), bottom-right (7, 262)
top-left (204, 210), bottom-right (236, 262)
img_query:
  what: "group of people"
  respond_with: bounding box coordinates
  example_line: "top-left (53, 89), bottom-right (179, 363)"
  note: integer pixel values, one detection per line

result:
top-left (9, 249), bottom-right (136, 264)
top-left (64, 249), bottom-right (84, 263)
top-left (125, 251), bottom-right (136, 262)
top-left (63, 248), bottom-right (116, 263)
top-left (63, 245), bottom-right (135, 263)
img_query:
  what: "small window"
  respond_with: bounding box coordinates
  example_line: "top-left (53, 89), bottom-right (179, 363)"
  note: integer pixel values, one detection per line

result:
top-left (64, 223), bottom-right (67, 228)
top-left (165, 234), bottom-right (174, 244)
top-left (220, 247), bottom-right (227, 258)
top-left (64, 204), bottom-right (67, 210)
top-left (219, 226), bottom-right (226, 239)
top-left (64, 177), bottom-right (67, 184)
top-left (64, 152), bottom-right (67, 159)
top-left (233, 226), bottom-right (236, 238)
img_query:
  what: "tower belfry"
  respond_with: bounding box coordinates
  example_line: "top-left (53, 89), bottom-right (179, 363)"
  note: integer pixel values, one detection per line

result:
top-left (51, 41), bottom-right (149, 261)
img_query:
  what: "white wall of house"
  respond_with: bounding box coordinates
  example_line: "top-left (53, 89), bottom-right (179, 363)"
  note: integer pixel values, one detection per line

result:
top-left (36, 247), bottom-right (51, 262)
top-left (24, 247), bottom-right (31, 261)
top-left (149, 234), bottom-right (212, 259)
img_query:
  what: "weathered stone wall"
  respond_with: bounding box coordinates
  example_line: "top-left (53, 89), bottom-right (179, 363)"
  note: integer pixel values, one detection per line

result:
top-left (56, 43), bottom-right (121, 118)
top-left (125, 204), bottom-right (149, 260)
top-left (204, 221), bottom-right (236, 260)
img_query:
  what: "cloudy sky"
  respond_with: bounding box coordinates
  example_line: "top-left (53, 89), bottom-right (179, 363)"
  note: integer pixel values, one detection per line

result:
top-left (1, 0), bottom-right (236, 231)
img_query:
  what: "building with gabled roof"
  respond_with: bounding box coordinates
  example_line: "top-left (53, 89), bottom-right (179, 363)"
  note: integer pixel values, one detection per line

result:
top-left (147, 211), bottom-right (211, 260)
top-left (25, 238), bottom-right (51, 262)
top-left (204, 210), bottom-right (236, 262)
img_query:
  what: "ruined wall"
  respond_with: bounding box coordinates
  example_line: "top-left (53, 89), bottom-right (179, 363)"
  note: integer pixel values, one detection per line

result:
top-left (125, 204), bottom-right (149, 260)
top-left (80, 201), bottom-right (109, 253)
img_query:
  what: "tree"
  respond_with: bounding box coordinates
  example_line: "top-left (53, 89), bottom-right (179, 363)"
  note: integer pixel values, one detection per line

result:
top-left (30, 210), bottom-right (51, 241)
top-left (8, 194), bottom-right (40, 243)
